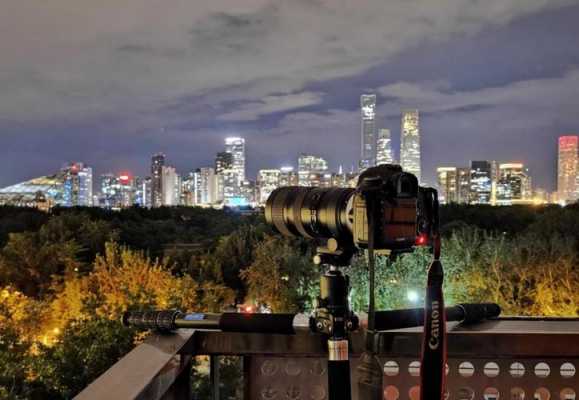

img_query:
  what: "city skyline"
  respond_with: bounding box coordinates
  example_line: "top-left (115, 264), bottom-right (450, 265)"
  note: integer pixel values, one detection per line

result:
top-left (2, 2), bottom-right (579, 191)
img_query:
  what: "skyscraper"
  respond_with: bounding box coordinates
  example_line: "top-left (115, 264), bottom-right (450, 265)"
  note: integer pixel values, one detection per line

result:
top-left (224, 137), bottom-right (246, 186)
top-left (496, 163), bottom-right (532, 205)
top-left (196, 167), bottom-right (217, 206)
top-left (400, 110), bottom-right (421, 182)
top-left (457, 167), bottom-right (471, 204)
top-left (215, 151), bottom-right (236, 204)
top-left (161, 166), bottom-right (179, 206)
top-left (257, 169), bottom-right (281, 205)
top-left (470, 161), bottom-right (492, 204)
top-left (62, 162), bottom-right (92, 207)
top-left (557, 135), bottom-right (579, 204)
top-left (436, 167), bottom-right (458, 204)
top-left (360, 94), bottom-right (377, 170)
top-left (151, 153), bottom-right (165, 208)
top-left (376, 128), bottom-right (394, 165)
top-left (99, 173), bottom-right (135, 209)
top-left (298, 154), bottom-right (329, 186)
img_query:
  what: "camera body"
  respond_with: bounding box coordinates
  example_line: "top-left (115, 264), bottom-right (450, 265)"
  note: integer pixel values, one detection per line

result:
top-left (265, 164), bottom-right (438, 264)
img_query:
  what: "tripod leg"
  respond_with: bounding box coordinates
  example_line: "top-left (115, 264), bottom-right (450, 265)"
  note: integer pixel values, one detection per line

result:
top-left (327, 339), bottom-right (351, 400)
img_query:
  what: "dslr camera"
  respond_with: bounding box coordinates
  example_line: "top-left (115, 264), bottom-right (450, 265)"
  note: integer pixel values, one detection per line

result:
top-left (265, 164), bottom-right (438, 265)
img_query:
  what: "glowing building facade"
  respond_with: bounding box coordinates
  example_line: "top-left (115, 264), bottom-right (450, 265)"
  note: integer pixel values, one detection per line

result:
top-left (436, 167), bottom-right (458, 204)
top-left (470, 161), bottom-right (492, 204)
top-left (161, 166), bottom-right (180, 206)
top-left (298, 154), bottom-right (329, 187)
top-left (62, 162), bottom-right (93, 207)
top-left (225, 137), bottom-right (246, 185)
top-left (257, 169), bottom-right (281, 205)
top-left (496, 163), bottom-right (532, 205)
top-left (557, 135), bottom-right (579, 204)
top-left (400, 110), bottom-right (421, 182)
top-left (151, 153), bottom-right (165, 208)
top-left (376, 128), bottom-right (394, 165)
top-left (360, 94), bottom-right (377, 170)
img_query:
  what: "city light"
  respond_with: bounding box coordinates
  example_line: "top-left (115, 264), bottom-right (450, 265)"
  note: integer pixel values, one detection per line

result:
top-left (407, 290), bottom-right (420, 303)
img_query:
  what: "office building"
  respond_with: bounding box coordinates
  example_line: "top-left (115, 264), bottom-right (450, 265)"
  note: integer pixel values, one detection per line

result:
top-left (161, 166), bottom-right (180, 206)
top-left (62, 162), bottom-right (93, 207)
top-left (151, 153), bottom-right (165, 207)
top-left (279, 166), bottom-right (299, 186)
top-left (457, 167), bottom-right (471, 204)
top-left (257, 169), bottom-right (281, 205)
top-left (436, 167), bottom-right (458, 204)
top-left (360, 94), bottom-right (377, 170)
top-left (400, 110), bottom-right (421, 182)
top-left (298, 154), bottom-right (328, 186)
top-left (224, 137), bottom-right (246, 186)
top-left (376, 128), bottom-right (394, 165)
top-left (496, 163), bottom-right (532, 205)
top-left (470, 161), bottom-right (492, 204)
top-left (557, 135), bottom-right (579, 204)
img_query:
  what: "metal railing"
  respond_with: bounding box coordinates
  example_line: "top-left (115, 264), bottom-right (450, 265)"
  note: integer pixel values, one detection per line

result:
top-left (76, 317), bottom-right (579, 400)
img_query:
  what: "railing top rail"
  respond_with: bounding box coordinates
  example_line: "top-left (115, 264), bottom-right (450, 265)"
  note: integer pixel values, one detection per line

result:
top-left (74, 329), bottom-right (195, 400)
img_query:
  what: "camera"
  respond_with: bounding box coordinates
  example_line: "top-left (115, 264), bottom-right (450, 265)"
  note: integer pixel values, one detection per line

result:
top-left (265, 164), bottom-right (438, 265)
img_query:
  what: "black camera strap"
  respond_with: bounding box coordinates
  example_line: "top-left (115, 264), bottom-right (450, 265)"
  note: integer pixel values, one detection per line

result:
top-left (419, 194), bottom-right (446, 400)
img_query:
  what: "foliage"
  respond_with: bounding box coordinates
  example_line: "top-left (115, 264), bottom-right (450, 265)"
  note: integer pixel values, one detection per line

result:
top-left (0, 204), bottom-right (578, 399)
top-left (241, 235), bottom-right (319, 312)
top-left (30, 319), bottom-right (137, 399)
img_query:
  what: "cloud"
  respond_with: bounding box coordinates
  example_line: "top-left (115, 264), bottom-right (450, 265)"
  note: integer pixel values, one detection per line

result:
top-left (217, 91), bottom-right (323, 121)
top-left (377, 68), bottom-right (579, 122)
top-left (0, 0), bottom-right (573, 121)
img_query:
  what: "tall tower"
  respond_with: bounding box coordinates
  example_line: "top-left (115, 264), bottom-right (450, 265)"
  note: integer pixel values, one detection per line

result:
top-left (558, 135), bottom-right (579, 204)
top-left (151, 153), bottom-right (165, 208)
top-left (224, 137), bottom-right (246, 186)
top-left (360, 94), bottom-right (377, 171)
top-left (400, 110), bottom-right (421, 182)
top-left (376, 128), bottom-right (394, 165)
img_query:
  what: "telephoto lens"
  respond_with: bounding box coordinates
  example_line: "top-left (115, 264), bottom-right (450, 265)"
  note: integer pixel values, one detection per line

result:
top-left (265, 186), bottom-right (354, 242)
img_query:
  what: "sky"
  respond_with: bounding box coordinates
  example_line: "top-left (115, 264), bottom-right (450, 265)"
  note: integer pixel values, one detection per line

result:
top-left (1, 0), bottom-right (579, 191)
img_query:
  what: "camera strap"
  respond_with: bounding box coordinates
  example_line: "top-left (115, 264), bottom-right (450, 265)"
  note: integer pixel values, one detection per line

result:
top-left (419, 196), bottom-right (446, 400)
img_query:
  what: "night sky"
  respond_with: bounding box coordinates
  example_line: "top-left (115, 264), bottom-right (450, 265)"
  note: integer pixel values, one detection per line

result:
top-left (1, 0), bottom-right (578, 191)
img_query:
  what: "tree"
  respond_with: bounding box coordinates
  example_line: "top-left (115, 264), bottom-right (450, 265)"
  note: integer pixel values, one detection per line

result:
top-left (31, 319), bottom-right (136, 399)
top-left (241, 235), bottom-right (318, 312)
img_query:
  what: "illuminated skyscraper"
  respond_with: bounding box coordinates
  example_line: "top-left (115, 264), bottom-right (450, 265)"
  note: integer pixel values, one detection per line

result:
top-left (557, 135), bottom-right (579, 204)
top-left (298, 154), bottom-right (328, 186)
top-left (151, 153), bottom-right (165, 208)
top-left (496, 163), bottom-right (532, 205)
top-left (470, 161), bottom-right (492, 204)
top-left (196, 167), bottom-right (217, 206)
top-left (376, 128), bottom-right (394, 165)
top-left (161, 166), bottom-right (179, 206)
top-left (400, 110), bottom-right (421, 182)
top-left (99, 173), bottom-right (135, 209)
top-left (436, 167), bottom-right (458, 204)
top-left (215, 151), bottom-right (236, 204)
top-left (360, 94), bottom-right (377, 170)
top-left (457, 167), bottom-right (471, 204)
top-left (225, 137), bottom-right (246, 185)
top-left (279, 166), bottom-right (298, 186)
top-left (257, 169), bottom-right (281, 205)
top-left (62, 162), bottom-right (93, 207)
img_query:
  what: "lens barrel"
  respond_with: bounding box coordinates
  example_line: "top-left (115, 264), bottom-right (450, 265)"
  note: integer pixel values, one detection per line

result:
top-left (265, 187), bottom-right (354, 241)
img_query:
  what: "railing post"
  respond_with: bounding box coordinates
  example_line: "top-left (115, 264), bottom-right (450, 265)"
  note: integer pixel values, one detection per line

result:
top-left (161, 355), bottom-right (193, 400)
top-left (210, 355), bottom-right (220, 400)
